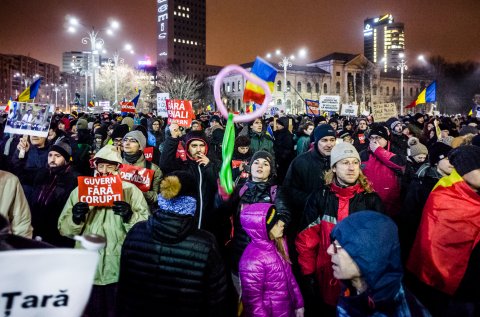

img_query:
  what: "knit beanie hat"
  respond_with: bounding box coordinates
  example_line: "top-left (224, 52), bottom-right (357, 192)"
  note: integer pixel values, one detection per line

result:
top-left (386, 117), bottom-right (403, 132)
top-left (408, 137), bottom-right (428, 157)
top-left (277, 117), bottom-right (290, 129)
top-left (158, 171), bottom-right (197, 216)
top-left (111, 124), bottom-right (130, 140)
top-left (134, 125), bottom-right (148, 141)
top-left (448, 145), bottom-right (480, 176)
top-left (121, 116), bottom-right (134, 131)
top-left (330, 142), bottom-right (360, 168)
top-left (414, 113), bottom-right (424, 121)
top-left (59, 117), bottom-right (71, 131)
top-left (123, 130), bottom-right (146, 151)
top-left (266, 205), bottom-right (280, 232)
top-left (94, 126), bottom-right (108, 141)
top-left (50, 138), bottom-right (72, 162)
top-left (313, 124), bottom-right (336, 144)
top-left (459, 125), bottom-right (478, 136)
top-left (249, 150), bottom-right (276, 177)
top-left (428, 142), bottom-right (452, 166)
top-left (368, 124), bottom-right (390, 141)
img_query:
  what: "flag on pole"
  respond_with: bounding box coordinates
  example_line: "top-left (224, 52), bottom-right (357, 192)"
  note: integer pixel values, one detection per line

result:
top-left (131, 89), bottom-right (141, 107)
top-left (17, 78), bottom-right (42, 102)
top-left (405, 81), bottom-right (436, 109)
top-left (266, 124), bottom-right (275, 140)
top-left (243, 57), bottom-right (277, 104)
top-left (5, 99), bottom-right (13, 113)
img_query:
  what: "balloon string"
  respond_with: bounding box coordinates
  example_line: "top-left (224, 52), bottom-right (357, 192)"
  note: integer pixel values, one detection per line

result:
top-left (220, 113), bottom-right (235, 194)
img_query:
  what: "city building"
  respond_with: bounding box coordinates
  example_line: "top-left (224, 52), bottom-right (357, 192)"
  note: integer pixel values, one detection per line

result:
top-left (0, 54), bottom-right (60, 104)
top-left (156, 0), bottom-right (208, 76)
top-left (363, 14), bottom-right (405, 72)
top-left (207, 52), bottom-right (429, 115)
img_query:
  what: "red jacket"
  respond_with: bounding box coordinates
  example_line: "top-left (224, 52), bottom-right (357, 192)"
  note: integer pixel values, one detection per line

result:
top-left (295, 182), bottom-right (384, 306)
top-left (361, 145), bottom-right (405, 216)
top-left (407, 170), bottom-right (480, 295)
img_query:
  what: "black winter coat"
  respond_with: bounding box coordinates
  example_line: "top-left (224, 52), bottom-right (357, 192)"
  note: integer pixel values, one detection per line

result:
top-left (159, 136), bottom-right (221, 234)
top-left (282, 146), bottom-right (330, 235)
top-left (273, 128), bottom-right (295, 184)
top-left (117, 211), bottom-right (227, 317)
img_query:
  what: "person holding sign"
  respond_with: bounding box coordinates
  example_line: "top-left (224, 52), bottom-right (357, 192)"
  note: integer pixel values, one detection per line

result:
top-left (120, 130), bottom-right (163, 212)
top-left (58, 144), bottom-right (149, 317)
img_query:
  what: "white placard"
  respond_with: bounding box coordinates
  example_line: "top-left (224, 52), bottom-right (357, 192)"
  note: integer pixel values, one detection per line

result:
top-left (341, 104), bottom-right (359, 116)
top-left (0, 249), bottom-right (99, 317)
top-left (156, 93), bottom-right (169, 117)
top-left (319, 95), bottom-right (340, 112)
top-left (4, 102), bottom-right (54, 137)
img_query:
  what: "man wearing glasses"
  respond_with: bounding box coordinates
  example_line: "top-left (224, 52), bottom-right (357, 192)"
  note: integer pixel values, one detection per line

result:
top-left (328, 211), bottom-right (431, 316)
top-left (295, 142), bottom-right (383, 316)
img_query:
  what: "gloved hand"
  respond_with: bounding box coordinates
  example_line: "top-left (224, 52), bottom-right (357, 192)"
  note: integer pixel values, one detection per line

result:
top-left (112, 201), bottom-right (133, 223)
top-left (217, 178), bottom-right (231, 201)
top-left (72, 202), bottom-right (89, 225)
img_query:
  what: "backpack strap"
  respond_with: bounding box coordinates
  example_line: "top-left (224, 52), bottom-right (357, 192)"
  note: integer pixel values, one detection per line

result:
top-left (239, 183), bottom-right (248, 197)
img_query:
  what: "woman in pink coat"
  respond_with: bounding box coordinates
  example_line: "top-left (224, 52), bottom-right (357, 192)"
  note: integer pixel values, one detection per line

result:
top-left (239, 203), bottom-right (304, 317)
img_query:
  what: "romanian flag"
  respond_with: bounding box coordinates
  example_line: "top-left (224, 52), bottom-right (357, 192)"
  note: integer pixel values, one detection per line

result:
top-left (88, 100), bottom-right (95, 107)
top-left (266, 124), bottom-right (275, 140)
top-left (243, 57), bottom-right (277, 104)
top-left (405, 81), bottom-right (436, 109)
top-left (17, 78), bottom-right (42, 102)
top-left (246, 103), bottom-right (256, 113)
top-left (131, 89), bottom-right (142, 106)
top-left (5, 99), bottom-right (13, 113)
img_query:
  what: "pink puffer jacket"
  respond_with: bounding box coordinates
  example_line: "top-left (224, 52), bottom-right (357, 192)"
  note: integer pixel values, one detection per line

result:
top-left (239, 203), bottom-right (304, 317)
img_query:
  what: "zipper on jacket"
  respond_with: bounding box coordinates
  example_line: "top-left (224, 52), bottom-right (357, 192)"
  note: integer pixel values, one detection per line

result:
top-left (197, 164), bottom-right (203, 229)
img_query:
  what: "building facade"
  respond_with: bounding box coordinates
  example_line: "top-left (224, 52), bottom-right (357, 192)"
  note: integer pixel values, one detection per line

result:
top-left (156, 0), bottom-right (207, 76)
top-left (364, 14), bottom-right (405, 72)
top-left (208, 52), bottom-right (429, 115)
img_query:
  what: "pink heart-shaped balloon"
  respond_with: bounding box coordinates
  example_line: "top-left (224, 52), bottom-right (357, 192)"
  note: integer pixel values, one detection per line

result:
top-left (214, 65), bottom-right (272, 123)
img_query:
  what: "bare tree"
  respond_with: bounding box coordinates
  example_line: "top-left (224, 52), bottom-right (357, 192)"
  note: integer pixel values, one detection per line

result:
top-left (156, 69), bottom-right (203, 104)
top-left (96, 64), bottom-right (156, 111)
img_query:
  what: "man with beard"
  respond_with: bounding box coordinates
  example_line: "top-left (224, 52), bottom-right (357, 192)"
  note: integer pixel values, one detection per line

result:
top-left (160, 121), bottom-right (221, 235)
top-left (26, 138), bottom-right (79, 247)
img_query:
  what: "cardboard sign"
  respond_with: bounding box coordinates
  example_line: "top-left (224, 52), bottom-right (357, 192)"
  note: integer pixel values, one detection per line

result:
top-left (372, 103), bottom-right (398, 122)
top-left (156, 93), bottom-right (169, 117)
top-left (0, 249), bottom-right (99, 317)
top-left (120, 101), bottom-right (136, 113)
top-left (166, 99), bottom-right (194, 127)
top-left (305, 99), bottom-right (320, 116)
top-left (119, 164), bottom-right (154, 192)
top-left (341, 104), bottom-right (359, 116)
top-left (144, 147), bottom-right (154, 162)
top-left (4, 102), bottom-right (54, 137)
top-left (319, 95), bottom-right (341, 112)
top-left (78, 175), bottom-right (123, 206)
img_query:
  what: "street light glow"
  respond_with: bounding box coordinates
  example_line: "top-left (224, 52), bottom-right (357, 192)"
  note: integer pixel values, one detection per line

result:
top-left (299, 48), bottom-right (307, 58)
top-left (68, 26), bottom-right (76, 33)
top-left (418, 55), bottom-right (425, 62)
top-left (110, 20), bottom-right (120, 29)
top-left (266, 53), bottom-right (272, 59)
top-left (290, 55), bottom-right (295, 60)
top-left (399, 52), bottom-right (405, 59)
top-left (106, 29), bottom-right (113, 36)
top-left (275, 49), bottom-right (281, 56)
top-left (69, 17), bottom-right (79, 26)
top-left (125, 43), bottom-right (133, 51)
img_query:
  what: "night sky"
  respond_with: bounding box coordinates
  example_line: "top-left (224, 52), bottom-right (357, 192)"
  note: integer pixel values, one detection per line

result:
top-left (1, 0), bottom-right (479, 69)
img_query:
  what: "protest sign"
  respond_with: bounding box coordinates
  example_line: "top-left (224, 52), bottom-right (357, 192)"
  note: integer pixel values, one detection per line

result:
top-left (319, 95), bottom-right (341, 112)
top-left (341, 104), bottom-right (359, 116)
top-left (77, 175), bottom-right (123, 206)
top-left (156, 93), bottom-right (169, 117)
top-left (119, 165), bottom-right (154, 192)
top-left (305, 99), bottom-right (320, 116)
top-left (4, 102), bottom-right (54, 137)
top-left (143, 147), bottom-right (154, 162)
top-left (166, 99), bottom-right (194, 127)
top-left (120, 101), bottom-right (136, 113)
top-left (372, 103), bottom-right (398, 122)
top-left (0, 249), bottom-right (99, 317)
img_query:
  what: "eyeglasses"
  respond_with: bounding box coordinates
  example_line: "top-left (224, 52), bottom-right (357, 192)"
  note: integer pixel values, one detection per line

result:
top-left (369, 136), bottom-right (383, 141)
top-left (332, 242), bottom-right (343, 254)
top-left (122, 138), bottom-right (138, 143)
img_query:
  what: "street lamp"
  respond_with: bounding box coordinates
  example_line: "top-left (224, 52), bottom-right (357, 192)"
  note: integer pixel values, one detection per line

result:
top-left (265, 48), bottom-right (307, 113)
top-left (396, 53), bottom-right (408, 116)
top-left (67, 16), bottom-right (120, 102)
top-left (107, 43), bottom-right (134, 106)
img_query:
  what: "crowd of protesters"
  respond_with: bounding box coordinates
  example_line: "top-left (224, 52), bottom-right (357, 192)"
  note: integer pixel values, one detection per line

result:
top-left (0, 108), bottom-right (479, 317)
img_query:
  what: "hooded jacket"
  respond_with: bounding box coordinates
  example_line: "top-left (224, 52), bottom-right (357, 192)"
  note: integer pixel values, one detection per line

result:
top-left (295, 182), bottom-right (384, 306)
top-left (331, 211), bottom-right (430, 317)
top-left (239, 203), bottom-right (303, 317)
top-left (360, 142), bottom-right (406, 217)
top-left (117, 210), bottom-right (227, 317)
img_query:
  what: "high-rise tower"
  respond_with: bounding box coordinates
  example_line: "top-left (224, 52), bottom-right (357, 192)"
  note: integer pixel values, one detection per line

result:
top-left (363, 14), bottom-right (405, 72)
top-left (156, 0), bottom-right (206, 75)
